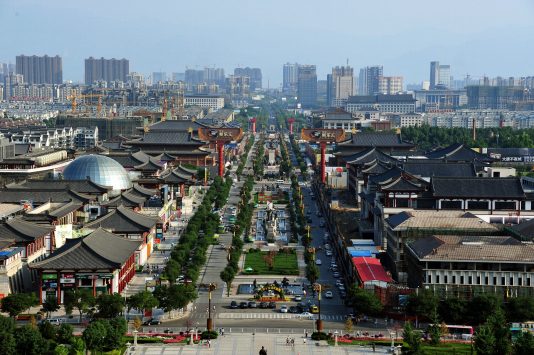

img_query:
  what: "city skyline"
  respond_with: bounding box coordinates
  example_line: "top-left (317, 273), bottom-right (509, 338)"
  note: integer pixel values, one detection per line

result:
top-left (1, 0), bottom-right (533, 87)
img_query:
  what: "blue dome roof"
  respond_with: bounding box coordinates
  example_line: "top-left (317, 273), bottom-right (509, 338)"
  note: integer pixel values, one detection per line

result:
top-left (63, 155), bottom-right (132, 196)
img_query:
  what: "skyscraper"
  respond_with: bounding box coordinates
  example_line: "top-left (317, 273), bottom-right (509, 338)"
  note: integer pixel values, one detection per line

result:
top-left (85, 57), bottom-right (129, 85)
top-left (203, 67), bottom-right (225, 86)
top-left (16, 55), bottom-right (62, 84)
top-left (185, 69), bottom-right (204, 89)
top-left (171, 72), bottom-right (185, 82)
top-left (283, 63), bottom-right (299, 94)
top-left (358, 66), bottom-right (383, 95)
top-left (152, 72), bottom-right (166, 83)
top-left (327, 66), bottom-right (354, 107)
top-left (297, 65), bottom-right (317, 108)
top-left (234, 67), bottom-right (262, 91)
top-left (378, 76), bottom-right (404, 94)
top-left (3, 72), bottom-right (24, 101)
top-left (430, 61), bottom-right (451, 89)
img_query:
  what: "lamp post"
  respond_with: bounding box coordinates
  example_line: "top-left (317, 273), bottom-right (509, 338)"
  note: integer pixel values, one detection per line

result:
top-left (314, 283), bottom-right (323, 332)
top-left (207, 283), bottom-right (216, 332)
top-left (334, 330), bottom-right (339, 346)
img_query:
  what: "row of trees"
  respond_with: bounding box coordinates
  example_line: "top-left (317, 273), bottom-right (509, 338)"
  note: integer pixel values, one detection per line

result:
top-left (220, 175), bottom-right (254, 296)
top-left (252, 139), bottom-right (265, 177)
top-left (401, 125), bottom-right (534, 151)
top-left (236, 135), bottom-right (255, 176)
top-left (289, 134), bottom-right (308, 174)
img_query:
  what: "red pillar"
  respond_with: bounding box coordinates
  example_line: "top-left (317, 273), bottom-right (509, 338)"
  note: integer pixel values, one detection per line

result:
top-left (38, 271), bottom-right (43, 304)
top-left (320, 142), bottom-right (326, 184)
top-left (290, 122), bottom-right (293, 134)
top-left (180, 183), bottom-right (185, 197)
top-left (218, 141), bottom-right (224, 177)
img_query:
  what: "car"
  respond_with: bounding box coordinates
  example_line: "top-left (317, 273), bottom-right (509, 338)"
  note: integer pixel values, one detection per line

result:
top-left (340, 291), bottom-right (347, 299)
top-left (325, 250), bottom-right (333, 256)
top-left (268, 301), bottom-right (276, 309)
top-left (143, 318), bottom-right (161, 326)
top-left (324, 244), bottom-right (331, 250)
top-left (333, 272), bottom-right (340, 278)
top-left (44, 318), bottom-right (65, 326)
top-left (325, 291), bottom-right (333, 299)
top-left (280, 305), bottom-right (288, 313)
top-left (289, 306), bottom-right (299, 313)
top-left (239, 302), bottom-right (248, 309)
top-left (338, 285), bottom-right (346, 292)
top-left (294, 295), bottom-right (302, 302)
top-left (310, 305), bottom-right (319, 314)
top-left (248, 301), bottom-right (257, 308)
top-left (315, 259), bottom-right (322, 265)
top-left (259, 301), bottom-right (268, 309)
top-left (297, 312), bottom-right (314, 319)
top-left (230, 301), bottom-right (238, 309)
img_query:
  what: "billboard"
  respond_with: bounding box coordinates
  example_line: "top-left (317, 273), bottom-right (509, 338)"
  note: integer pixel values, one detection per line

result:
top-left (300, 128), bottom-right (345, 143)
top-left (198, 128), bottom-right (243, 142)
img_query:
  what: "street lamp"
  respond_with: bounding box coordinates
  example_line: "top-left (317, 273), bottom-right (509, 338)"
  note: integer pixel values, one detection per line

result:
top-left (207, 283), bottom-right (216, 332)
top-left (314, 283), bottom-right (323, 332)
top-left (334, 330), bottom-right (339, 346)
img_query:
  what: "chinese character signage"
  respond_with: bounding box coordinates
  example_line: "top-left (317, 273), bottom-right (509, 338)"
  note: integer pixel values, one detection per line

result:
top-left (198, 128), bottom-right (243, 142)
top-left (300, 128), bottom-right (345, 143)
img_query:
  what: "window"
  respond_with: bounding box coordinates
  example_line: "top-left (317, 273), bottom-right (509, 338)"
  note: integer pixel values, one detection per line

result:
top-left (494, 276), bottom-right (497, 285)
top-left (436, 275), bottom-right (440, 283)
top-left (427, 274), bottom-right (432, 283)
top-left (519, 277), bottom-right (522, 286)
top-left (477, 276), bottom-right (481, 284)
top-left (510, 277), bottom-right (514, 286)
top-left (444, 275), bottom-right (448, 283)
top-left (502, 277), bottom-right (506, 285)
top-left (460, 276), bottom-right (464, 284)
top-left (469, 276), bottom-right (473, 284)
top-left (452, 275), bottom-right (456, 283)
top-left (485, 276), bottom-right (489, 285)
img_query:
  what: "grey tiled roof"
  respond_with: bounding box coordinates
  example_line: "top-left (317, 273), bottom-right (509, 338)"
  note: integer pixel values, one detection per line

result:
top-left (127, 131), bottom-right (205, 145)
top-left (431, 177), bottom-right (525, 199)
top-left (148, 120), bottom-right (204, 132)
top-left (0, 218), bottom-right (53, 243)
top-left (131, 184), bottom-right (157, 198)
top-left (84, 205), bottom-right (158, 233)
top-left (425, 143), bottom-right (494, 162)
top-left (402, 161), bottom-right (476, 178)
top-left (340, 133), bottom-right (414, 148)
top-left (100, 191), bottom-right (146, 208)
top-left (343, 147), bottom-right (399, 165)
top-left (510, 219), bottom-right (534, 240)
top-left (30, 227), bottom-right (142, 270)
top-left (8, 179), bottom-right (112, 194)
top-left (0, 189), bottom-right (95, 204)
top-left (408, 235), bottom-right (534, 262)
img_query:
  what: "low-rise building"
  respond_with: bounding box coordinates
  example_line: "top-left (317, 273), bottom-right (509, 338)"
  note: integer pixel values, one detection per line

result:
top-left (406, 235), bottom-right (534, 298)
top-left (184, 95), bottom-right (224, 111)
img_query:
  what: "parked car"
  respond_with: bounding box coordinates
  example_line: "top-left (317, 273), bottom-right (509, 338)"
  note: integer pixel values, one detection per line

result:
top-left (294, 295), bottom-right (302, 302)
top-left (248, 301), bottom-right (257, 308)
top-left (310, 305), bottom-right (319, 314)
top-left (315, 259), bottom-right (322, 265)
top-left (259, 301), bottom-right (268, 309)
top-left (333, 272), bottom-right (340, 278)
top-left (268, 301), bottom-right (277, 309)
top-left (239, 302), bottom-right (248, 309)
top-left (280, 305), bottom-right (288, 313)
top-left (325, 250), bottom-right (333, 257)
top-left (325, 291), bottom-right (333, 299)
top-left (230, 301), bottom-right (238, 309)
top-left (289, 306), bottom-right (299, 313)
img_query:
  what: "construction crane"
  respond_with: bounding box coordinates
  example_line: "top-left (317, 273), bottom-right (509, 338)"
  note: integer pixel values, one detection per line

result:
top-left (67, 93), bottom-right (103, 116)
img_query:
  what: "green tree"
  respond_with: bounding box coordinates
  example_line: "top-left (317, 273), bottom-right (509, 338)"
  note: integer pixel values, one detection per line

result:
top-left (103, 318), bottom-right (127, 351)
top-left (154, 284), bottom-right (197, 312)
top-left (406, 289), bottom-right (438, 321)
top-left (63, 289), bottom-right (95, 323)
top-left (164, 259), bottom-right (182, 284)
top-left (95, 293), bottom-right (124, 319)
top-left (220, 267), bottom-right (236, 297)
top-left (38, 320), bottom-right (57, 340)
top-left (474, 325), bottom-right (496, 355)
top-left (0, 293), bottom-right (38, 318)
top-left (0, 314), bottom-right (16, 332)
top-left (15, 325), bottom-right (45, 355)
top-left (53, 344), bottom-right (69, 355)
top-left (348, 286), bottom-right (383, 316)
top-left (70, 336), bottom-right (85, 354)
top-left (0, 331), bottom-right (16, 355)
top-left (468, 294), bottom-right (501, 325)
top-left (506, 296), bottom-right (534, 322)
top-left (486, 308), bottom-right (511, 355)
top-left (41, 295), bottom-right (60, 319)
top-left (306, 264), bottom-right (320, 284)
top-left (402, 321), bottom-right (423, 355)
top-left (56, 323), bottom-right (74, 344)
top-left (82, 320), bottom-right (107, 353)
top-left (428, 309), bottom-right (442, 345)
top-left (126, 291), bottom-right (159, 315)
top-left (514, 331), bottom-right (534, 355)
top-left (438, 297), bottom-right (467, 324)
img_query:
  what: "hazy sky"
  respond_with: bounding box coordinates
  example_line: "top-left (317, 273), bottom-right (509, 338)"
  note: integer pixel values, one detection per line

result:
top-left (1, 0), bottom-right (533, 87)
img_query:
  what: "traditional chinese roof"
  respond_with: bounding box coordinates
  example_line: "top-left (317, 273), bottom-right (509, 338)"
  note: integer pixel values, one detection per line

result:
top-left (0, 218), bottom-right (53, 243)
top-left (6, 179), bottom-right (112, 194)
top-left (130, 184), bottom-right (158, 198)
top-left (30, 227), bottom-right (141, 270)
top-left (147, 120), bottom-right (204, 132)
top-left (342, 147), bottom-right (399, 165)
top-left (431, 177), bottom-right (525, 199)
top-left (125, 131), bottom-right (205, 146)
top-left (425, 143), bottom-right (494, 162)
top-left (386, 211), bottom-right (499, 232)
top-left (401, 161), bottom-right (477, 178)
top-left (100, 190), bottom-right (146, 208)
top-left (84, 205), bottom-right (158, 234)
top-left (0, 188), bottom-right (95, 205)
top-left (160, 167), bottom-right (195, 184)
top-left (339, 133), bottom-right (415, 149)
top-left (134, 159), bottom-right (164, 172)
top-left (361, 161), bottom-right (392, 175)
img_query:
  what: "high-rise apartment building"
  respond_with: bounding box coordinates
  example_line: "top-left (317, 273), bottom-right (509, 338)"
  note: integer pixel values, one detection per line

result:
top-left (203, 67), bottom-right (225, 86)
top-left (283, 63), bottom-right (299, 94)
top-left (234, 67), bottom-right (262, 91)
top-left (358, 66), bottom-right (383, 95)
top-left (226, 75), bottom-right (250, 98)
top-left (152, 72), bottom-right (166, 83)
top-left (429, 61), bottom-right (451, 89)
top-left (84, 57), bottom-right (129, 85)
top-left (327, 66), bottom-right (354, 107)
top-left (16, 55), bottom-right (62, 85)
top-left (171, 72), bottom-right (185, 82)
top-left (297, 65), bottom-right (317, 108)
top-left (3, 73), bottom-right (24, 101)
top-left (378, 76), bottom-right (404, 94)
top-left (185, 69), bottom-right (204, 89)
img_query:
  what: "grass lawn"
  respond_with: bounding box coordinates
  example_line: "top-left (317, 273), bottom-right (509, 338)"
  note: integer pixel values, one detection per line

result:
top-left (244, 251), bottom-right (299, 275)
top-left (421, 342), bottom-right (473, 354)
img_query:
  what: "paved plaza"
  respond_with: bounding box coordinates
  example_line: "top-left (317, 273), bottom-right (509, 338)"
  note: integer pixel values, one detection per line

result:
top-left (128, 332), bottom-right (395, 355)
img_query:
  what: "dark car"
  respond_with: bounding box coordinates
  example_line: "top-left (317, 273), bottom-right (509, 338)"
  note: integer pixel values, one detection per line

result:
top-left (230, 301), bottom-right (238, 309)
top-left (268, 301), bottom-right (276, 309)
top-left (306, 217), bottom-right (313, 223)
top-left (248, 301), bottom-right (257, 308)
top-left (289, 306), bottom-right (299, 313)
top-left (259, 301), bottom-right (268, 309)
top-left (143, 318), bottom-right (161, 326)
top-left (239, 302), bottom-right (248, 309)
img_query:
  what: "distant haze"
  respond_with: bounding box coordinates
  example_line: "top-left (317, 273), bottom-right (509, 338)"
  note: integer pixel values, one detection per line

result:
top-left (1, 0), bottom-right (533, 86)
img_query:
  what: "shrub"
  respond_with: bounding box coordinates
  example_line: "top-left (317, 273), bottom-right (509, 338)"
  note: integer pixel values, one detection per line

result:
top-left (200, 330), bottom-right (218, 340)
top-left (311, 332), bottom-right (331, 341)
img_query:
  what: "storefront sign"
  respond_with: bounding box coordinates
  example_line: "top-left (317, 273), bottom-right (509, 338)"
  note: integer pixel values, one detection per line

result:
top-left (60, 278), bottom-right (75, 284)
top-left (42, 273), bottom-right (58, 280)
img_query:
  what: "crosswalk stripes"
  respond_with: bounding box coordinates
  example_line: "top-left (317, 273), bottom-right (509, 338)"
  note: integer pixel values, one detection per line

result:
top-left (214, 312), bottom-right (345, 321)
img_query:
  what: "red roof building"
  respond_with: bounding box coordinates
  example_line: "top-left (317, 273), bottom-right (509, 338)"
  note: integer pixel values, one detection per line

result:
top-left (352, 257), bottom-right (392, 289)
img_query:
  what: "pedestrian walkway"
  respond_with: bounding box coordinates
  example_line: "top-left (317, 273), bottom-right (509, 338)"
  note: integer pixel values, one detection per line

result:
top-left (215, 312), bottom-right (346, 321)
top-left (128, 332), bottom-right (394, 354)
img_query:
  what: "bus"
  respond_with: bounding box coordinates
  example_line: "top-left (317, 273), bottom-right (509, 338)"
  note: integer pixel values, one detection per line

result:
top-left (428, 324), bottom-right (474, 340)
top-left (510, 322), bottom-right (534, 340)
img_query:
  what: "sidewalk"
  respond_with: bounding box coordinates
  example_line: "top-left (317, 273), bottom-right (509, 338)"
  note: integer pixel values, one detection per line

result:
top-left (127, 332), bottom-right (395, 354)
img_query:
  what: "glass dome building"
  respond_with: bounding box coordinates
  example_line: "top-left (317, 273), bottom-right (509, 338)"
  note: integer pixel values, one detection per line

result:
top-left (63, 155), bottom-right (132, 196)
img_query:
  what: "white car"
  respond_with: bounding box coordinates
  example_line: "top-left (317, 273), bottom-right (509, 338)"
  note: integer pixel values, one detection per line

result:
top-left (297, 312), bottom-right (314, 319)
top-left (315, 259), bottom-right (322, 265)
top-left (280, 305), bottom-right (288, 313)
top-left (325, 250), bottom-right (333, 257)
top-left (325, 291), bottom-right (333, 299)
